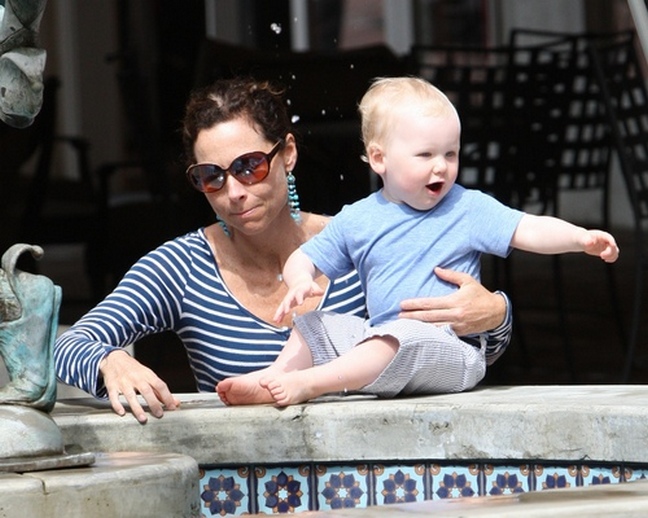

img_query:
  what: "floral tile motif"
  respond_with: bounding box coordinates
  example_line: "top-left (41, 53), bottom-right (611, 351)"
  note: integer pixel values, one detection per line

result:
top-left (255, 465), bottom-right (311, 514)
top-left (580, 465), bottom-right (622, 486)
top-left (195, 461), bottom-right (648, 515)
top-left (430, 463), bottom-right (480, 499)
top-left (484, 464), bottom-right (532, 496)
top-left (373, 464), bottom-right (426, 505)
top-left (314, 464), bottom-right (370, 511)
top-left (534, 465), bottom-right (579, 491)
top-left (199, 467), bottom-right (251, 517)
top-left (624, 465), bottom-right (648, 483)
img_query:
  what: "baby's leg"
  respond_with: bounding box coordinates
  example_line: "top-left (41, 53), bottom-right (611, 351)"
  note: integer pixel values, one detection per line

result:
top-left (217, 329), bottom-right (314, 405)
top-left (260, 335), bottom-right (399, 406)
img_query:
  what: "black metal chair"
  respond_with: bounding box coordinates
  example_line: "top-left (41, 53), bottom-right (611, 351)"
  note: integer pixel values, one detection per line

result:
top-left (589, 31), bottom-right (648, 381)
top-left (409, 38), bottom-right (617, 380)
top-left (508, 29), bottom-right (635, 227)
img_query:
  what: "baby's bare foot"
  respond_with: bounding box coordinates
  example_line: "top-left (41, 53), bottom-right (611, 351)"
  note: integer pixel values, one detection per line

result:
top-left (217, 380), bottom-right (231, 405)
top-left (217, 375), bottom-right (275, 405)
top-left (260, 372), bottom-right (316, 407)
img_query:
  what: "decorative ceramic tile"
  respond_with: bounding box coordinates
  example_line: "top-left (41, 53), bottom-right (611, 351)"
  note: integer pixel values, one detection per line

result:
top-left (430, 463), bottom-right (481, 499)
top-left (254, 465), bottom-right (312, 514)
top-left (533, 465), bottom-right (579, 491)
top-left (372, 464), bottom-right (427, 506)
top-left (199, 467), bottom-right (251, 516)
top-left (483, 464), bottom-right (533, 495)
top-left (314, 464), bottom-right (371, 511)
top-left (194, 461), bottom-right (648, 515)
top-left (580, 465), bottom-right (622, 486)
top-left (624, 465), bottom-right (648, 483)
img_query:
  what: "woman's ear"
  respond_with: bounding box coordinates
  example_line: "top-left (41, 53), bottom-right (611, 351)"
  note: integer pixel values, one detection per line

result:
top-left (367, 142), bottom-right (386, 174)
top-left (283, 133), bottom-right (298, 171)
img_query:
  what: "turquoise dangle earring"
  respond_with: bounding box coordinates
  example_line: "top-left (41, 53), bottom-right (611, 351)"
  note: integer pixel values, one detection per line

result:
top-left (287, 170), bottom-right (301, 223)
top-left (216, 216), bottom-right (231, 237)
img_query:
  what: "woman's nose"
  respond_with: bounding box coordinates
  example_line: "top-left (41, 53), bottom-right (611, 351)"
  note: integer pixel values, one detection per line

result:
top-left (223, 175), bottom-right (247, 199)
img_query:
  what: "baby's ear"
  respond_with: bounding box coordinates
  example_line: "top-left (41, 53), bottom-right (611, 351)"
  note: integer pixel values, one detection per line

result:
top-left (367, 142), bottom-right (386, 173)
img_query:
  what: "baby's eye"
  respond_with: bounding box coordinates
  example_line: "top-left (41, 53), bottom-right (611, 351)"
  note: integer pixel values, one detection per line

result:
top-left (445, 151), bottom-right (458, 159)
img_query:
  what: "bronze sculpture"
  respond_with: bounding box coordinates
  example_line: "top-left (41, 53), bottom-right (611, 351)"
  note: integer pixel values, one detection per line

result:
top-left (0, 0), bottom-right (48, 128)
top-left (0, 243), bottom-right (60, 412)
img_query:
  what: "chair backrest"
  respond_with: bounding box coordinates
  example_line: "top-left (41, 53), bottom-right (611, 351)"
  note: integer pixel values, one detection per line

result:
top-left (410, 33), bottom-right (624, 220)
top-left (510, 30), bottom-right (636, 225)
top-left (410, 43), bottom-right (575, 213)
top-left (589, 31), bottom-right (648, 225)
top-left (410, 45), bottom-right (518, 205)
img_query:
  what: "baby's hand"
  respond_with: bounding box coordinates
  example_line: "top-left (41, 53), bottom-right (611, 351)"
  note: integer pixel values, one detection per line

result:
top-left (582, 230), bottom-right (619, 263)
top-left (273, 279), bottom-right (324, 323)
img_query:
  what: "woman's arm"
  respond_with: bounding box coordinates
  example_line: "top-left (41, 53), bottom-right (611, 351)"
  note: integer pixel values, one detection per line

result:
top-left (54, 243), bottom-right (188, 423)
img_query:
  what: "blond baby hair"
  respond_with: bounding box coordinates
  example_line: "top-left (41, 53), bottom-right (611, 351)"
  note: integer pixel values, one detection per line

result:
top-left (358, 76), bottom-right (459, 159)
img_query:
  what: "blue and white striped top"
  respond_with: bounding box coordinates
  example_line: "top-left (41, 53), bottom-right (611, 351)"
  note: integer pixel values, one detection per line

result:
top-left (54, 228), bottom-right (512, 398)
top-left (54, 229), bottom-right (366, 397)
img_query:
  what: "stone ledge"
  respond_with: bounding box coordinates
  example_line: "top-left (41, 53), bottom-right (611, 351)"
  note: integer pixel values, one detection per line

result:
top-left (52, 385), bottom-right (648, 466)
top-left (0, 452), bottom-right (200, 518)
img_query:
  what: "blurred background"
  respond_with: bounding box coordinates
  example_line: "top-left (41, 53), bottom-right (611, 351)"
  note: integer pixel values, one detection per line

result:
top-left (1, 0), bottom-right (646, 392)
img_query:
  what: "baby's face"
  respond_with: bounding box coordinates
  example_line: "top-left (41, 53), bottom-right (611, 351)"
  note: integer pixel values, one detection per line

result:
top-left (379, 107), bottom-right (461, 211)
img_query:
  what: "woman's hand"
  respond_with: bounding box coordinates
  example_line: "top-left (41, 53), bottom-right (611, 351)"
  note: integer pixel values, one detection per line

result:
top-left (99, 350), bottom-right (181, 424)
top-left (398, 267), bottom-right (506, 336)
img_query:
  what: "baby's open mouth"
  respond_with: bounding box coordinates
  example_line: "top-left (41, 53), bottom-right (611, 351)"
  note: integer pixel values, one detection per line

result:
top-left (427, 182), bottom-right (444, 194)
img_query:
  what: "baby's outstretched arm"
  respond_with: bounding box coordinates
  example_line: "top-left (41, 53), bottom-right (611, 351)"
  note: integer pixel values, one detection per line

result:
top-left (511, 214), bottom-right (619, 262)
top-left (274, 249), bottom-right (324, 323)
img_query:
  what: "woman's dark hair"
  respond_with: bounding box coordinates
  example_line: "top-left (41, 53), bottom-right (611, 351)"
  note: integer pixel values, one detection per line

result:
top-left (181, 77), bottom-right (292, 164)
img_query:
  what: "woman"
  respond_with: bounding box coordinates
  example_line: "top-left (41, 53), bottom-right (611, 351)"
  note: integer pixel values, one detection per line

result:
top-left (54, 78), bottom-right (512, 423)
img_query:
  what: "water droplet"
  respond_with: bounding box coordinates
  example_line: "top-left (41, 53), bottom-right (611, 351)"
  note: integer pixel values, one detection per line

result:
top-left (291, 114), bottom-right (301, 123)
top-left (270, 22), bottom-right (282, 34)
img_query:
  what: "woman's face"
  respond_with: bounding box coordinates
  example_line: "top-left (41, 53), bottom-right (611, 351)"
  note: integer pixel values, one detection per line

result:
top-left (193, 117), bottom-right (297, 236)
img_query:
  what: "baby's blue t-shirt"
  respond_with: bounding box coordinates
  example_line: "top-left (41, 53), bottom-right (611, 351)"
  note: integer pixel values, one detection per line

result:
top-left (301, 184), bottom-right (524, 326)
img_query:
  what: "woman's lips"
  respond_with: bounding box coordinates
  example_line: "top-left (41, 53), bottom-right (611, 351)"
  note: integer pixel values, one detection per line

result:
top-left (230, 206), bottom-right (258, 219)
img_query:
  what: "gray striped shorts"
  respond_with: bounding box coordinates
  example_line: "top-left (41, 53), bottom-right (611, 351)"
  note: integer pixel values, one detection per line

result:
top-left (294, 311), bottom-right (486, 398)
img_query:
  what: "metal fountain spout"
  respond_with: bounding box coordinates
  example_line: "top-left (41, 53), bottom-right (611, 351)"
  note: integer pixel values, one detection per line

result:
top-left (0, 244), bottom-right (94, 472)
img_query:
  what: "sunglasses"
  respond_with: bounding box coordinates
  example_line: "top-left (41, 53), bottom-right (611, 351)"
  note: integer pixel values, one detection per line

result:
top-left (186, 140), bottom-right (284, 193)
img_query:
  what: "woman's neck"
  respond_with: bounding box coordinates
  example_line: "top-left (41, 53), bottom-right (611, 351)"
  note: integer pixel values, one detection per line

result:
top-left (209, 211), bottom-right (325, 274)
